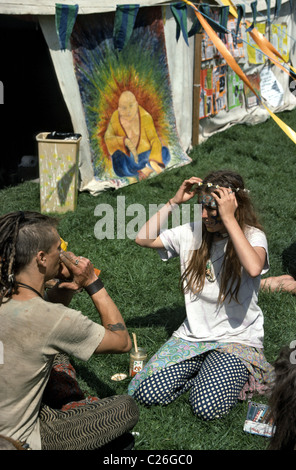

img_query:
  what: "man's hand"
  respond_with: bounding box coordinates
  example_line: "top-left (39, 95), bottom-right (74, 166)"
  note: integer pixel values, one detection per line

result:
top-left (58, 251), bottom-right (97, 291)
top-left (125, 138), bottom-right (138, 162)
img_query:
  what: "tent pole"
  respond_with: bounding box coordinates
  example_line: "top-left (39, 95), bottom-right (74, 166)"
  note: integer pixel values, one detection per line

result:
top-left (192, 32), bottom-right (202, 146)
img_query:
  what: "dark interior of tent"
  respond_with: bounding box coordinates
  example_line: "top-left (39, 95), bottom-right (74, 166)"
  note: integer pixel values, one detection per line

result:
top-left (0, 14), bottom-right (73, 189)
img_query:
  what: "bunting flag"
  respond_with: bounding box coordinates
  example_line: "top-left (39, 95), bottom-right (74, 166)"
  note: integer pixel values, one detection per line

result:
top-left (274, 0), bottom-right (282, 19)
top-left (265, 0), bottom-right (271, 25)
top-left (246, 1), bottom-right (257, 31)
top-left (219, 0), bottom-right (296, 76)
top-left (113, 4), bottom-right (140, 51)
top-left (234, 4), bottom-right (245, 45)
top-left (55, 3), bottom-right (79, 51)
top-left (192, 3), bottom-right (228, 35)
top-left (183, 0), bottom-right (296, 146)
top-left (170, 3), bottom-right (189, 46)
top-left (219, 6), bottom-right (229, 41)
top-left (188, 16), bottom-right (202, 37)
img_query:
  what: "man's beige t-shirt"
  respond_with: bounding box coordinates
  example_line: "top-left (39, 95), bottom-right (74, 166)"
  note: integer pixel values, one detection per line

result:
top-left (0, 297), bottom-right (105, 449)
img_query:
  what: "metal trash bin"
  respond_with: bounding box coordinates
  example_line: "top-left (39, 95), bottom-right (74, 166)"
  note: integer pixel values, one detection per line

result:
top-left (36, 132), bottom-right (82, 213)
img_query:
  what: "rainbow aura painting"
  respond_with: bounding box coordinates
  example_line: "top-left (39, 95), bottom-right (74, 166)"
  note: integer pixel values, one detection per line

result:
top-left (71, 6), bottom-right (191, 188)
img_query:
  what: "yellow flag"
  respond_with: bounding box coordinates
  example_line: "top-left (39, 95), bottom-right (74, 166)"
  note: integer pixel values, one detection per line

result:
top-left (183, 0), bottom-right (296, 145)
top-left (219, 0), bottom-right (296, 75)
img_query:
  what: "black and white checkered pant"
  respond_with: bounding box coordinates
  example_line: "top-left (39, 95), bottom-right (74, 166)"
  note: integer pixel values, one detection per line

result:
top-left (133, 350), bottom-right (249, 420)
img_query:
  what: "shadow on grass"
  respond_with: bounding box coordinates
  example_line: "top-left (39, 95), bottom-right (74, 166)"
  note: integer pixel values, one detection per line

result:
top-left (126, 304), bottom-right (186, 337)
top-left (69, 360), bottom-right (121, 398)
top-left (71, 305), bottom-right (186, 397)
top-left (282, 242), bottom-right (296, 278)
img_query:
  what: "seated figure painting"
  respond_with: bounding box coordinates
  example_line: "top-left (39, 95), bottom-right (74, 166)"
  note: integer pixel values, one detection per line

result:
top-left (104, 90), bottom-right (170, 183)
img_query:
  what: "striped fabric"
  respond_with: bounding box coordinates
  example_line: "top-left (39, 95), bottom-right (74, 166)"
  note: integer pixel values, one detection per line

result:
top-left (170, 3), bottom-right (189, 46)
top-left (39, 395), bottom-right (139, 450)
top-left (113, 4), bottom-right (140, 51)
top-left (39, 353), bottom-right (139, 450)
top-left (55, 3), bottom-right (79, 50)
top-left (219, 5), bottom-right (229, 41)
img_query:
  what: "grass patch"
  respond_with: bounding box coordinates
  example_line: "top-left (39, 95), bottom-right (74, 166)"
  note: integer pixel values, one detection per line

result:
top-left (1, 108), bottom-right (296, 450)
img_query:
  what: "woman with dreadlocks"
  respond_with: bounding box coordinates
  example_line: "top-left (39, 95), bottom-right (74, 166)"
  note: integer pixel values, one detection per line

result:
top-left (0, 211), bottom-right (138, 450)
top-left (128, 169), bottom-right (274, 420)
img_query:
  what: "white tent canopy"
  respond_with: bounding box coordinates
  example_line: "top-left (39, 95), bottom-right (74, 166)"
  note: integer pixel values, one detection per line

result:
top-left (0, 0), bottom-right (169, 15)
top-left (0, 0), bottom-right (291, 15)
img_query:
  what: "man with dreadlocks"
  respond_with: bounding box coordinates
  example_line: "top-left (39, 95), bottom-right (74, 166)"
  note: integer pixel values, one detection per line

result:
top-left (128, 170), bottom-right (274, 420)
top-left (0, 211), bottom-right (139, 450)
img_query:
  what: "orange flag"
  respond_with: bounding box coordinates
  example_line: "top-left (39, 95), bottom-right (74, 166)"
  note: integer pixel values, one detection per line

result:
top-left (219, 0), bottom-right (296, 76)
top-left (183, 0), bottom-right (296, 145)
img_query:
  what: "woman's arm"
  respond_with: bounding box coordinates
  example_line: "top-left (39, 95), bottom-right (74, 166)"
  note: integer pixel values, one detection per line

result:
top-left (136, 176), bottom-right (203, 249)
top-left (212, 188), bottom-right (266, 277)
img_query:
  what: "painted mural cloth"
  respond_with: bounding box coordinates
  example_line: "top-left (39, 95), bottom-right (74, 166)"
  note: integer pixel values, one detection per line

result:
top-left (71, 7), bottom-right (191, 189)
top-left (128, 336), bottom-right (274, 400)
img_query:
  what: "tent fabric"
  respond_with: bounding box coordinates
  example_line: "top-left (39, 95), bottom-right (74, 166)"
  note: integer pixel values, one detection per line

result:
top-left (0, 0), bottom-right (291, 15)
top-left (39, 15), bottom-right (97, 193)
top-left (0, 0), bottom-right (169, 15)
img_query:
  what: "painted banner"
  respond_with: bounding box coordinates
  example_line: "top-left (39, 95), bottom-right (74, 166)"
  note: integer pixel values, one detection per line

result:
top-left (71, 7), bottom-right (190, 189)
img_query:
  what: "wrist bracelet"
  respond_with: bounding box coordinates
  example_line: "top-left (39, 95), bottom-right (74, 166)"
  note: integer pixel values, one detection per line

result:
top-left (84, 278), bottom-right (104, 296)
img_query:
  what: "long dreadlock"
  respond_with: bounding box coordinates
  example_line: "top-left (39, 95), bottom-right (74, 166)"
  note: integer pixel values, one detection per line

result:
top-left (0, 211), bottom-right (58, 305)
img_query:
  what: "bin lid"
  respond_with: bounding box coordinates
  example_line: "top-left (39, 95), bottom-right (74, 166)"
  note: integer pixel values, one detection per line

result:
top-left (36, 132), bottom-right (82, 142)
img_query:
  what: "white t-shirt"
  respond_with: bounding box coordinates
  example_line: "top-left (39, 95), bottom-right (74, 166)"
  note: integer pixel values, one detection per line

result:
top-left (159, 222), bottom-right (269, 349)
top-left (0, 298), bottom-right (104, 450)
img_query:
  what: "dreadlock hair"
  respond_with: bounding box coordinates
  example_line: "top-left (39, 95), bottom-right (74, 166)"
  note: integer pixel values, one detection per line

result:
top-left (268, 346), bottom-right (296, 450)
top-left (180, 169), bottom-right (263, 304)
top-left (0, 211), bottom-right (58, 304)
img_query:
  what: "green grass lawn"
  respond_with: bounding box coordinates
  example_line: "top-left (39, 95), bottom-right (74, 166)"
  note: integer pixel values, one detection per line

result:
top-left (1, 108), bottom-right (296, 450)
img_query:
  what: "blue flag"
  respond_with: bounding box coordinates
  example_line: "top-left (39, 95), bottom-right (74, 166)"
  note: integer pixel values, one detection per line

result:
top-left (113, 4), bottom-right (140, 51)
top-left (55, 3), bottom-right (79, 51)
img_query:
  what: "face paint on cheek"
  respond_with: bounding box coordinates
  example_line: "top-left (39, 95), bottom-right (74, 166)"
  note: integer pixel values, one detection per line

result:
top-left (199, 194), bottom-right (217, 209)
top-left (210, 212), bottom-right (222, 225)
